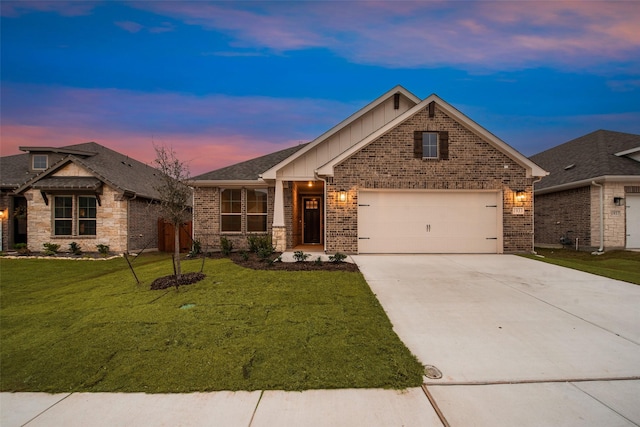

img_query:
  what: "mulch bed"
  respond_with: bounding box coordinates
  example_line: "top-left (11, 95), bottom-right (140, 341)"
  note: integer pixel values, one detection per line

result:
top-left (150, 272), bottom-right (207, 290)
top-left (207, 252), bottom-right (360, 272)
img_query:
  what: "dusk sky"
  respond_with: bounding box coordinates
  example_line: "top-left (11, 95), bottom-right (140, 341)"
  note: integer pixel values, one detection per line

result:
top-left (1, 1), bottom-right (639, 176)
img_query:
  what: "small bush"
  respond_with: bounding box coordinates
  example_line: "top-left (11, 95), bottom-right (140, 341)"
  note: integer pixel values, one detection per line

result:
top-left (257, 246), bottom-right (273, 261)
top-left (329, 252), bottom-right (348, 263)
top-left (293, 251), bottom-right (310, 262)
top-left (188, 239), bottom-right (202, 258)
top-left (240, 250), bottom-right (249, 261)
top-left (314, 256), bottom-right (323, 266)
top-left (14, 243), bottom-right (30, 255)
top-left (96, 244), bottom-right (110, 257)
top-left (267, 255), bottom-right (282, 266)
top-left (220, 237), bottom-right (233, 256)
top-left (43, 242), bottom-right (60, 256)
top-left (247, 235), bottom-right (273, 254)
top-left (69, 242), bottom-right (82, 255)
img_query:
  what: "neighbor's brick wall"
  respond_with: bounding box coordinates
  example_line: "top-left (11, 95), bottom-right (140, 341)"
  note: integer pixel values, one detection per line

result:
top-left (128, 198), bottom-right (162, 251)
top-left (24, 185), bottom-right (128, 253)
top-left (193, 186), bottom-right (275, 252)
top-left (534, 186), bottom-right (591, 249)
top-left (328, 105), bottom-right (534, 253)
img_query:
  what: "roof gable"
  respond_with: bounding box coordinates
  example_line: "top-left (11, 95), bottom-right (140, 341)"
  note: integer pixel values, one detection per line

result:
top-left (317, 94), bottom-right (547, 178)
top-left (530, 130), bottom-right (640, 191)
top-left (260, 85), bottom-right (421, 180)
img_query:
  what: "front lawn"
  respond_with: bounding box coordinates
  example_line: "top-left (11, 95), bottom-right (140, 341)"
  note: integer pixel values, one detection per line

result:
top-left (0, 254), bottom-right (424, 392)
top-left (522, 248), bottom-right (640, 285)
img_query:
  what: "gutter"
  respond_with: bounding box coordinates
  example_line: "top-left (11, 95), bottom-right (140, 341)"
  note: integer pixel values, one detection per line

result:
top-left (535, 175), bottom-right (640, 196)
top-left (591, 181), bottom-right (604, 254)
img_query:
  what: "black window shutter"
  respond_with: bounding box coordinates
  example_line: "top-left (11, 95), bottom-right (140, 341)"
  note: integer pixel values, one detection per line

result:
top-left (414, 131), bottom-right (423, 158)
top-left (439, 131), bottom-right (449, 160)
top-left (428, 101), bottom-right (435, 118)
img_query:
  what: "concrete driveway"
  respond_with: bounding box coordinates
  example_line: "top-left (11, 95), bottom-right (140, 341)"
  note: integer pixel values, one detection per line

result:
top-left (354, 254), bottom-right (640, 426)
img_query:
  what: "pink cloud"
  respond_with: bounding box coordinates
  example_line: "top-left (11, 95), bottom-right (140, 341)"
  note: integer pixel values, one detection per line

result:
top-left (132, 1), bottom-right (640, 71)
top-left (0, 1), bottom-right (98, 17)
top-left (115, 21), bottom-right (143, 33)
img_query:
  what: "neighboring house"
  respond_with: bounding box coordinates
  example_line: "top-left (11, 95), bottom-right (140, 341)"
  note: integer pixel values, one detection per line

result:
top-left (530, 130), bottom-right (640, 251)
top-left (192, 86), bottom-right (547, 254)
top-left (0, 142), bottom-right (167, 253)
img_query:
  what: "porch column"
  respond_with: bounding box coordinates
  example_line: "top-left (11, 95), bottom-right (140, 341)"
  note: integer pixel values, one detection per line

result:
top-left (272, 178), bottom-right (286, 251)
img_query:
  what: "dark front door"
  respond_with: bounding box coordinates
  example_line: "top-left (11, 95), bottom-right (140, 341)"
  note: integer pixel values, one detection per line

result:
top-left (13, 197), bottom-right (27, 245)
top-left (303, 197), bottom-right (321, 244)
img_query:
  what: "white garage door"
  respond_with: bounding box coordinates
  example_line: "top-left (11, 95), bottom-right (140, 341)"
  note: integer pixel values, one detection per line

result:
top-left (358, 191), bottom-right (502, 254)
top-left (626, 195), bottom-right (640, 249)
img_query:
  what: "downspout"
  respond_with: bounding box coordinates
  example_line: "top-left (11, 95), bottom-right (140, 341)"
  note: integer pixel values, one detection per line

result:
top-left (190, 186), bottom-right (195, 252)
top-left (531, 177), bottom-right (543, 254)
top-left (314, 171), bottom-right (328, 253)
top-left (591, 181), bottom-right (604, 254)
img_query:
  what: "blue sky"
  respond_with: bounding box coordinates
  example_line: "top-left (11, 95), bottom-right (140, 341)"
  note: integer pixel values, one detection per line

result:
top-left (2, 1), bottom-right (639, 175)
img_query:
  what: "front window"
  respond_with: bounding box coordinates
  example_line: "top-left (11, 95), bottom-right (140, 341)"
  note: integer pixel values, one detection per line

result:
top-left (422, 133), bottom-right (438, 159)
top-left (78, 196), bottom-right (97, 235)
top-left (33, 154), bottom-right (48, 170)
top-left (54, 196), bottom-right (73, 235)
top-left (247, 189), bottom-right (268, 232)
top-left (221, 189), bottom-right (242, 232)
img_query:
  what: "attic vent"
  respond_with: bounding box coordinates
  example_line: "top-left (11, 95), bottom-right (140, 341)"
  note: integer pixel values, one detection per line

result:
top-left (121, 161), bottom-right (132, 167)
top-left (564, 164), bottom-right (576, 170)
top-left (394, 93), bottom-right (400, 110)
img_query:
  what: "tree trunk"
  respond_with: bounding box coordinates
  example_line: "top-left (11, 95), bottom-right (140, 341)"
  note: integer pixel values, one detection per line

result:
top-left (174, 223), bottom-right (181, 280)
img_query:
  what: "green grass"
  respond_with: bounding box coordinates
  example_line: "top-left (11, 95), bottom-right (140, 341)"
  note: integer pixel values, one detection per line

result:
top-left (521, 248), bottom-right (640, 285)
top-left (0, 254), bottom-right (423, 392)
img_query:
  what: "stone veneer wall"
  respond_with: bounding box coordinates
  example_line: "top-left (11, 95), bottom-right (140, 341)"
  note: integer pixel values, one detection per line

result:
top-left (193, 186), bottom-right (275, 252)
top-left (590, 182), bottom-right (629, 250)
top-left (327, 105), bottom-right (534, 254)
top-left (534, 186), bottom-right (592, 249)
top-left (0, 192), bottom-right (11, 251)
top-left (24, 184), bottom-right (128, 253)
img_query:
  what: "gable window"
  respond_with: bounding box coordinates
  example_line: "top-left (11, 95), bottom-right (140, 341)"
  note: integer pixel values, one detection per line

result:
top-left (414, 131), bottom-right (449, 160)
top-left (33, 154), bottom-right (48, 170)
top-left (247, 189), bottom-right (268, 232)
top-left (53, 195), bottom-right (97, 236)
top-left (221, 188), bottom-right (242, 232)
top-left (54, 196), bottom-right (73, 235)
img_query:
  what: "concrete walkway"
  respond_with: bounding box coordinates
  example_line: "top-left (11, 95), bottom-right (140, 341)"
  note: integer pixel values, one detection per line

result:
top-left (2, 255), bottom-right (639, 426)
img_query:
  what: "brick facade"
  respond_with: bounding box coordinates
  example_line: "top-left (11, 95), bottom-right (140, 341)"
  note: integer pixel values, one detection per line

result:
top-left (128, 198), bottom-right (162, 251)
top-left (327, 105), bottom-right (534, 253)
top-left (534, 186), bottom-right (591, 249)
top-left (193, 186), bottom-right (274, 252)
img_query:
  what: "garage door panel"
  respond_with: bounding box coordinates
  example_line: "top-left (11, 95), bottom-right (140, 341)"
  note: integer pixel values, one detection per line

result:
top-left (358, 191), bottom-right (500, 254)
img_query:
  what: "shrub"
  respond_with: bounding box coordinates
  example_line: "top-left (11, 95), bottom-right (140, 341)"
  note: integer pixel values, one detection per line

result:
top-left (329, 252), bottom-right (347, 263)
top-left (69, 242), bottom-right (82, 255)
top-left (257, 246), bottom-right (273, 261)
top-left (247, 235), bottom-right (273, 254)
top-left (293, 251), bottom-right (310, 262)
top-left (96, 244), bottom-right (110, 257)
top-left (188, 239), bottom-right (202, 258)
top-left (14, 243), bottom-right (30, 255)
top-left (43, 242), bottom-right (60, 256)
top-left (239, 250), bottom-right (249, 261)
top-left (220, 237), bottom-right (233, 256)
top-left (314, 256), bottom-right (323, 266)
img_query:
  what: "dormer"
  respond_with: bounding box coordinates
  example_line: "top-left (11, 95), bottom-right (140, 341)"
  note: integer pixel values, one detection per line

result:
top-left (615, 146), bottom-right (640, 163)
top-left (19, 146), bottom-right (98, 172)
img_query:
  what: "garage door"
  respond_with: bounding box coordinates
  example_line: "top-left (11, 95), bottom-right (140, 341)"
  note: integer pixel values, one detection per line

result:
top-left (358, 191), bottom-right (501, 254)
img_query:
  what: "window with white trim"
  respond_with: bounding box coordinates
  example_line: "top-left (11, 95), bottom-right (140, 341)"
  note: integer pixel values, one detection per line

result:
top-left (221, 189), bottom-right (242, 232)
top-left (422, 133), bottom-right (438, 159)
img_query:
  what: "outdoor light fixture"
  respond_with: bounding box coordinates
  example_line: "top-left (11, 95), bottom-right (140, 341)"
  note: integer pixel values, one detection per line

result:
top-left (514, 190), bottom-right (526, 204)
top-left (338, 189), bottom-right (347, 203)
top-left (614, 197), bottom-right (624, 206)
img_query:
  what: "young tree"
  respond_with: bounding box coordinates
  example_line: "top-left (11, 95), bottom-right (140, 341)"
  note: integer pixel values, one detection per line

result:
top-left (153, 143), bottom-right (192, 283)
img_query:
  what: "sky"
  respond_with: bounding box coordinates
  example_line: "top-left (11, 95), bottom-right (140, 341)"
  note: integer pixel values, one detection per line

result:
top-left (1, 1), bottom-right (639, 176)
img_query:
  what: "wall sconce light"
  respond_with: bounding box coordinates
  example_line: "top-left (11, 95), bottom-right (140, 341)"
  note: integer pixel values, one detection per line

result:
top-left (308, 181), bottom-right (313, 188)
top-left (514, 190), bottom-right (526, 204)
top-left (338, 189), bottom-right (347, 203)
top-left (614, 197), bottom-right (624, 206)
top-left (0, 210), bottom-right (4, 219)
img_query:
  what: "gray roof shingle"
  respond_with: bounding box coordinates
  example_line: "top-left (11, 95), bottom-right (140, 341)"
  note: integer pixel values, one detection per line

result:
top-left (193, 143), bottom-right (309, 181)
top-left (530, 130), bottom-right (640, 191)
top-left (2, 142), bottom-right (164, 200)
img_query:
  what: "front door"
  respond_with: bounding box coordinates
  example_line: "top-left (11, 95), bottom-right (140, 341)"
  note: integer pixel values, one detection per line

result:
top-left (303, 197), bottom-right (321, 244)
